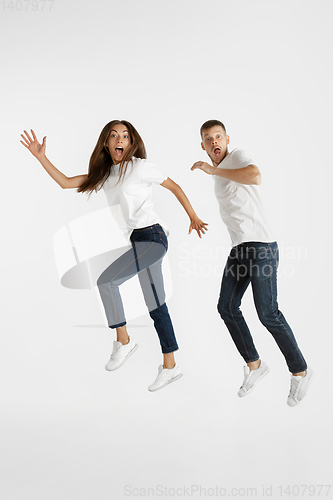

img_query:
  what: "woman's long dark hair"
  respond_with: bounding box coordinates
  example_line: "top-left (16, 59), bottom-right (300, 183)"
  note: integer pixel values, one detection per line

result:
top-left (77, 120), bottom-right (147, 195)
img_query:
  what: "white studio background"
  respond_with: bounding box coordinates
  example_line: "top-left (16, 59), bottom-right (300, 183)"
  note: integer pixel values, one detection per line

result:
top-left (1, 1), bottom-right (332, 499)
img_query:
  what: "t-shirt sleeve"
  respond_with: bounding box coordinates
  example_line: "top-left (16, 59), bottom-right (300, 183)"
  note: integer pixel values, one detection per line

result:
top-left (142, 160), bottom-right (168, 184)
top-left (230, 149), bottom-right (253, 169)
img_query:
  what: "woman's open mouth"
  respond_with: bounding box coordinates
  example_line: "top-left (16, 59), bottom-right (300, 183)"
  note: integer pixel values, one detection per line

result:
top-left (115, 147), bottom-right (123, 157)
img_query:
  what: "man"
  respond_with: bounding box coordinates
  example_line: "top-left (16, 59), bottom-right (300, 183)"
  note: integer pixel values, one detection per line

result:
top-left (191, 120), bottom-right (312, 406)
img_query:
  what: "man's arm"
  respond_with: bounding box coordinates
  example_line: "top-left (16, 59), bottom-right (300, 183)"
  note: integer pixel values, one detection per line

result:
top-left (214, 164), bottom-right (261, 185)
top-left (191, 161), bottom-right (261, 185)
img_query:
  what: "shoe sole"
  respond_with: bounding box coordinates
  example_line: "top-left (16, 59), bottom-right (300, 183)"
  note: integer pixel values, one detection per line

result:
top-left (105, 344), bottom-right (138, 371)
top-left (287, 368), bottom-right (314, 407)
top-left (148, 373), bottom-right (183, 392)
top-left (238, 366), bottom-right (270, 397)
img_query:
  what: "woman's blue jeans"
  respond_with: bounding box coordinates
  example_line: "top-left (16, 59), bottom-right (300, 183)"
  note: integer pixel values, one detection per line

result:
top-left (217, 241), bottom-right (307, 373)
top-left (97, 224), bottom-right (178, 354)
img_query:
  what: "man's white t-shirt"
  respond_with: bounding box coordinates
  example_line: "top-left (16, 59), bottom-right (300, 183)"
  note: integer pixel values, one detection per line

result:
top-left (103, 157), bottom-right (169, 240)
top-left (213, 148), bottom-right (274, 247)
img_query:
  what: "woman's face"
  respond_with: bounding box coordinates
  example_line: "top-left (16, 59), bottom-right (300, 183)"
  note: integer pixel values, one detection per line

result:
top-left (107, 123), bottom-right (132, 164)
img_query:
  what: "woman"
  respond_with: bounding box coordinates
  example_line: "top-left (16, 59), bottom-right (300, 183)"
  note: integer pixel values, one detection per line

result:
top-left (20, 120), bottom-right (208, 392)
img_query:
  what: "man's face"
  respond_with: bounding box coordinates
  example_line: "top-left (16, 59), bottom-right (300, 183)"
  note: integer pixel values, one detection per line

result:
top-left (201, 126), bottom-right (230, 165)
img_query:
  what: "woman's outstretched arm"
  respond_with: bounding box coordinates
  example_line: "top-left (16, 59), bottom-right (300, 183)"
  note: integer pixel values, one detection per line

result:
top-left (160, 177), bottom-right (208, 238)
top-left (20, 129), bottom-right (87, 189)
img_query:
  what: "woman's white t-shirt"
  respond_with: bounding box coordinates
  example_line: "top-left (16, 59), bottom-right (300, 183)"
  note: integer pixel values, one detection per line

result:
top-left (103, 157), bottom-right (169, 240)
top-left (213, 148), bottom-right (274, 247)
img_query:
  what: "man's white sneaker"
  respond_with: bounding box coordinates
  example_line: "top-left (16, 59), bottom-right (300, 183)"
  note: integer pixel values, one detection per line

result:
top-left (287, 366), bottom-right (313, 407)
top-left (105, 337), bottom-right (138, 371)
top-left (148, 364), bottom-right (183, 392)
top-left (238, 360), bottom-right (270, 397)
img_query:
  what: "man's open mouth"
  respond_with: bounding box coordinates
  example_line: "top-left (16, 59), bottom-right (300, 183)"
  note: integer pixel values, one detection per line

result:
top-left (213, 147), bottom-right (221, 155)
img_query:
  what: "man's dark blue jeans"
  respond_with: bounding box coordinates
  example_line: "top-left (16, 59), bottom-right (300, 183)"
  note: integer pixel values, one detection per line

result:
top-left (217, 241), bottom-right (307, 373)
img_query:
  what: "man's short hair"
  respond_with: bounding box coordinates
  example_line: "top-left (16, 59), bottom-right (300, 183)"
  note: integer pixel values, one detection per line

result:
top-left (200, 120), bottom-right (227, 138)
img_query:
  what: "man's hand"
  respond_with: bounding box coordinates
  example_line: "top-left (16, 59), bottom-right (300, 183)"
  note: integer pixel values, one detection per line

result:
top-left (192, 161), bottom-right (261, 185)
top-left (189, 217), bottom-right (209, 238)
top-left (191, 161), bottom-right (216, 175)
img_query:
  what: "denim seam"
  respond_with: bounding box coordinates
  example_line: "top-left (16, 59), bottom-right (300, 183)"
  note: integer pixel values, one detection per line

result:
top-left (132, 241), bottom-right (140, 273)
top-left (268, 250), bottom-right (292, 344)
top-left (109, 281), bottom-right (120, 325)
top-left (228, 268), bottom-right (252, 361)
top-left (99, 240), bottom-right (157, 327)
top-left (267, 247), bottom-right (305, 372)
top-left (152, 306), bottom-right (178, 353)
top-left (146, 266), bottom-right (161, 309)
top-left (109, 321), bottom-right (127, 329)
top-left (162, 344), bottom-right (179, 354)
top-left (153, 231), bottom-right (167, 250)
top-left (159, 236), bottom-right (167, 249)
top-left (111, 241), bottom-right (156, 282)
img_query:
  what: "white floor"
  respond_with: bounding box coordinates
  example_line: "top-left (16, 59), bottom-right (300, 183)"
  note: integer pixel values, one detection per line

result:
top-left (1, 255), bottom-right (331, 500)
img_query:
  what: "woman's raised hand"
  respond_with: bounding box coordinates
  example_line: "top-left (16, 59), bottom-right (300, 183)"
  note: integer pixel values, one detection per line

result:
top-left (20, 129), bottom-right (46, 160)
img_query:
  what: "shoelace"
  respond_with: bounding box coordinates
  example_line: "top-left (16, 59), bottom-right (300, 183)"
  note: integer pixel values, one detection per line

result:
top-left (153, 367), bottom-right (172, 383)
top-left (289, 377), bottom-right (301, 401)
top-left (241, 371), bottom-right (253, 389)
top-left (110, 344), bottom-right (122, 360)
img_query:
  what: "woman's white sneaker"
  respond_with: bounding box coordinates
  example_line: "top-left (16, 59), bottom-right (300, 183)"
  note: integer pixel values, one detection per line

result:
top-left (238, 360), bottom-right (270, 397)
top-left (105, 337), bottom-right (138, 371)
top-left (287, 366), bottom-right (313, 407)
top-left (148, 364), bottom-right (183, 392)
